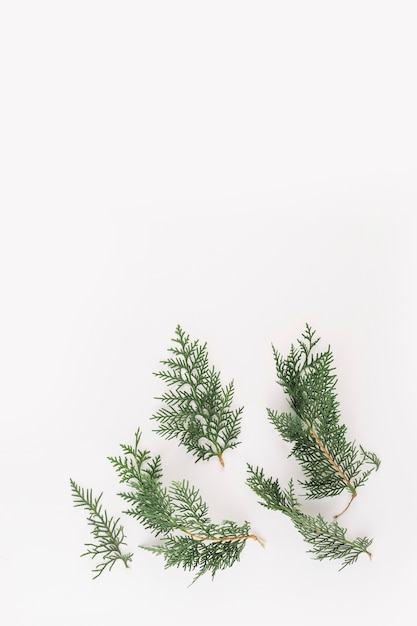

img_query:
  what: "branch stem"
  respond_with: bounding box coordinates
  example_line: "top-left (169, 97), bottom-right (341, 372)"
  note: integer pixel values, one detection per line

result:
top-left (183, 529), bottom-right (265, 547)
top-left (333, 492), bottom-right (356, 519)
top-left (310, 428), bottom-right (357, 516)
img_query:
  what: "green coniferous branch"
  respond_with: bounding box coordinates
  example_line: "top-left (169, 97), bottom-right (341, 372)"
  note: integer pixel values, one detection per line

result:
top-left (70, 479), bottom-right (133, 579)
top-left (152, 325), bottom-right (243, 466)
top-left (268, 324), bottom-right (380, 517)
top-left (246, 465), bottom-right (372, 570)
top-left (109, 429), bottom-right (263, 583)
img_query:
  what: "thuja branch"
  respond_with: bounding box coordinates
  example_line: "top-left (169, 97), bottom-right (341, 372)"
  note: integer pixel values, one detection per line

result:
top-left (109, 429), bottom-right (262, 583)
top-left (246, 466), bottom-right (372, 569)
top-left (152, 325), bottom-right (243, 466)
top-left (268, 324), bottom-right (380, 517)
top-left (70, 479), bottom-right (133, 579)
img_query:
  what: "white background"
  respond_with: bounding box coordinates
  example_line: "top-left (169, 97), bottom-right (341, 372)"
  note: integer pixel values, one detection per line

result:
top-left (1, 2), bottom-right (416, 625)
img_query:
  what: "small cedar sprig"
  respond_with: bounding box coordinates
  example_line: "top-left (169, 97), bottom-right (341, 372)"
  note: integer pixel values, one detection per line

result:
top-left (268, 324), bottom-right (380, 518)
top-left (109, 429), bottom-right (263, 583)
top-left (152, 325), bottom-right (243, 466)
top-left (247, 466), bottom-right (372, 569)
top-left (70, 479), bottom-right (133, 579)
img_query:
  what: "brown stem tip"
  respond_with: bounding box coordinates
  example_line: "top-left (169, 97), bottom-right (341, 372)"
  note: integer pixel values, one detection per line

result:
top-left (333, 492), bottom-right (357, 519)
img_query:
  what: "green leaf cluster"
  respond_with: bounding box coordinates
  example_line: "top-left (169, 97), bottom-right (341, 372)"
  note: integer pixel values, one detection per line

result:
top-left (247, 324), bottom-right (380, 568)
top-left (247, 466), bottom-right (372, 570)
top-left (71, 323), bottom-right (380, 581)
top-left (109, 429), bottom-right (258, 584)
top-left (152, 325), bottom-right (243, 465)
top-left (71, 325), bottom-right (252, 582)
top-left (70, 479), bottom-right (132, 579)
top-left (267, 324), bottom-right (380, 507)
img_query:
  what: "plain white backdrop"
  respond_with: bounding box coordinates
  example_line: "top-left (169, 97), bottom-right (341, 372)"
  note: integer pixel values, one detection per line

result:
top-left (1, 2), bottom-right (416, 625)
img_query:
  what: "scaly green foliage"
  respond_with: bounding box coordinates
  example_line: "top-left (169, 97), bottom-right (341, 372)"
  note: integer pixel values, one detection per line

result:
top-left (70, 479), bottom-right (132, 579)
top-left (71, 323), bottom-right (379, 581)
top-left (268, 324), bottom-right (380, 516)
top-left (246, 466), bottom-right (372, 569)
top-left (109, 429), bottom-right (262, 583)
top-left (152, 325), bottom-right (243, 466)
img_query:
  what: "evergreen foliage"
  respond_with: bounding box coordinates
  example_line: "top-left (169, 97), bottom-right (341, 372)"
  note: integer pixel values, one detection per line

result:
top-left (71, 323), bottom-right (379, 580)
top-left (247, 466), bottom-right (372, 569)
top-left (109, 428), bottom-right (262, 583)
top-left (70, 479), bottom-right (133, 579)
top-left (246, 324), bottom-right (379, 569)
top-left (268, 324), bottom-right (380, 517)
top-left (152, 325), bottom-right (243, 466)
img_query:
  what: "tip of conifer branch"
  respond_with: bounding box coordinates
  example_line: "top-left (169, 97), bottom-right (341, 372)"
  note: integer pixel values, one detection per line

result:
top-left (250, 534), bottom-right (266, 548)
top-left (366, 550), bottom-right (372, 561)
top-left (218, 454), bottom-right (225, 467)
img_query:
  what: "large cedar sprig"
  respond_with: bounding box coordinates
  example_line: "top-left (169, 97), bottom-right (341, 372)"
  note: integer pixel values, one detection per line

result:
top-left (152, 325), bottom-right (243, 466)
top-left (109, 429), bottom-right (263, 583)
top-left (268, 324), bottom-right (380, 517)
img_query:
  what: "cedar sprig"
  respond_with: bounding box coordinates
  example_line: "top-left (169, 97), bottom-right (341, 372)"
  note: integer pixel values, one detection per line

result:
top-left (70, 479), bottom-right (133, 579)
top-left (268, 324), bottom-right (380, 517)
top-left (109, 428), bottom-right (263, 583)
top-left (246, 465), bottom-right (372, 570)
top-left (152, 325), bottom-right (243, 466)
